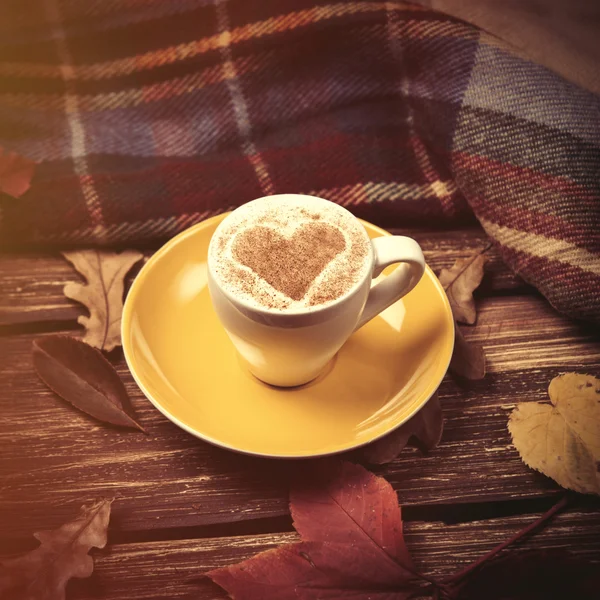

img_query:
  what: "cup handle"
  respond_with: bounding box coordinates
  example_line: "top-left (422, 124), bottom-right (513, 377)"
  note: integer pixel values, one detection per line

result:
top-left (355, 236), bottom-right (425, 330)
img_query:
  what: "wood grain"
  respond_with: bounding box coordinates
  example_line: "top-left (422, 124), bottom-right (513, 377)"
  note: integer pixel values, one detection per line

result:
top-left (58, 508), bottom-right (600, 599)
top-left (0, 242), bottom-right (598, 600)
top-left (1, 293), bottom-right (599, 539)
top-left (0, 227), bottom-right (525, 326)
top-left (0, 253), bottom-right (82, 326)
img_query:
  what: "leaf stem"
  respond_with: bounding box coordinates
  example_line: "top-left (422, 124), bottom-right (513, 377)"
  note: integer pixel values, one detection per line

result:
top-left (444, 495), bottom-right (569, 586)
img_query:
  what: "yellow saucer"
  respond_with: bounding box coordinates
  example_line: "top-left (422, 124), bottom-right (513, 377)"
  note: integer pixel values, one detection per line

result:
top-left (122, 215), bottom-right (454, 458)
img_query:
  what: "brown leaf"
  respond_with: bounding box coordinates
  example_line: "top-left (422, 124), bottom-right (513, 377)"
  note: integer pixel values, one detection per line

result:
top-left (438, 250), bottom-right (487, 380)
top-left (0, 498), bottom-right (112, 600)
top-left (439, 253), bottom-right (487, 325)
top-left (508, 373), bottom-right (600, 495)
top-left (33, 335), bottom-right (145, 432)
top-left (361, 393), bottom-right (443, 464)
top-left (450, 327), bottom-right (486, 380)
top-left (0, 147), bottom-right (35, 198)
top-left (208, 462), bottom-right (422, 599)
top-left (62, 250), bottom-right (143, 351)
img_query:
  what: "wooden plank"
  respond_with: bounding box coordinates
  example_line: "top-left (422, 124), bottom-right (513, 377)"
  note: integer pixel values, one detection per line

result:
top-left (0, 253), bottom-right (144, 327)
top-left (55, 508), bottom-right (600, 599)
top-left (0, 253), bottom-right (82, 326)
top-left (1, 293), bottom-right (599, 539)
top-left (467, 295), bottom-right (600, 373)
top-left (0, 227), bottom-right (525, 326)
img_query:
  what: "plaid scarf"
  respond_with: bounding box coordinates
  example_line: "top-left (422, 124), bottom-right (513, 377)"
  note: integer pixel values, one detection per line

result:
top-left (1, 0), bottom-right (599, 323)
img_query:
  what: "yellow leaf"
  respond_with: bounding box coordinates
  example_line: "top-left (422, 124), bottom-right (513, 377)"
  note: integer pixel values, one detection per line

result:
top-left (508, 373), bottom-right (600, 496)
top-left (63, 250), bottom-right (143, 351)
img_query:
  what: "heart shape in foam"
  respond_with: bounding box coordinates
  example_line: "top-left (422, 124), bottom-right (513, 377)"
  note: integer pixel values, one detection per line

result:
top-left (232, 222), bottom-right (346, 301)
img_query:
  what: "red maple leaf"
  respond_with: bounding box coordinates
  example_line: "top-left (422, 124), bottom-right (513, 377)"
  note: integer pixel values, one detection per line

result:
top-left (0, 147), bottom-right (36, 198)
top-left (208, 462), bottom-right (423, 599)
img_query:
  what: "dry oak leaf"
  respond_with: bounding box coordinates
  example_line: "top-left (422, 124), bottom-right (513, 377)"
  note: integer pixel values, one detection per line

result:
top-left (361, 392), bottom-right (443, 464)
top-left (0, 498), bottom-right (112, 600)
top-left (208, 462), bottom-right (420, 599)
top-left (63, 249), bottom-right (143, 351)
top-left (439, 253), bottom-right (487, 325)
top-left (0, 147), bottom-right (36, 198)
top-left (33, 335), bottom-right (145, 432)
top-left (439, 251), bottom-right (488, 381)
top-left (509, 373), bottom-right (600, 495)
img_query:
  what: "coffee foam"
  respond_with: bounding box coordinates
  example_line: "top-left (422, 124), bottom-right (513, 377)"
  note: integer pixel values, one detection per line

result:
top-left (209, 197), bottom-right (372, 311)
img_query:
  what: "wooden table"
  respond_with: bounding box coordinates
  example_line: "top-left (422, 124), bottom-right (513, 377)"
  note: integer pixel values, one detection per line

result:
top-left (1, 224), bottom-right (599, 599)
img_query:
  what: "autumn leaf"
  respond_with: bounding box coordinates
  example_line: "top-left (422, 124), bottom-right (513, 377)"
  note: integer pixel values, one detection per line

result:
top-left (450, 327), bottom-right (486, 380)
top-left (0, 147), bottom-right (36, 198)
top-left (508, 373), bottom-right (600, 495)
top-left (208, 464), bottom-right (595, 600)
top-left (0, 498), bottom-right (112, 600)
top-left (208, 462), bottom-right (423, 599)
top-left (451, 549), bottom-right (599, 599)
top-left (290, 462), bottom-right (414, 564)
top-left (361, 393), bottom-right (443, 464)
top-left (439, 250), bottom-right (488, 381)
top-left (439, 253), bottom-right (486, 325)
top-left (63, 250), bottom-right (143, 351)
top-left (33, 335), bottom-right (146, 432)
